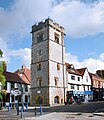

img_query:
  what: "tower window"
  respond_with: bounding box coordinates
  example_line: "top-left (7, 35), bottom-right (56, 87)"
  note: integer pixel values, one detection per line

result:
top-left (57, 63), bottom-right (60, 70)
top-left (37, 63), bottom-right (41, 71)
top-left (54, 33), bottom-right (59, 44)
top-left (54, 77), bottom-right (58, 86)
top-left (37, 77), bottom-right (42, 87)
top-left (37, 32), bottom-right (43, 43)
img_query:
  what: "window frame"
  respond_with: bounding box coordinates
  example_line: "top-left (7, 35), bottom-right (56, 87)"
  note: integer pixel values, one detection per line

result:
top-left (70, 84), bottom-right (75, 89)
top-left (37, 32), bottom-right (43, 43)
top-left (54, 32), bottom-right (59, 44)
top-left (78, 77), bottom-right (80, 81)
top-left (71, 75), bottom-right (75, 80)
top-left (37, 63), bottom-right (41, 71)
top-left (57, 63), bottom-right (60, 70)
top-left (54, 77), bottom-right (59, 86)
top-left (37, 77), bottom-right (42, 87)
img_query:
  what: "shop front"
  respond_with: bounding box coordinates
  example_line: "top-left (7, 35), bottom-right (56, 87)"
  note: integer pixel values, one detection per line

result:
top-left (84, 91), bottom-right (93, 102)
top-left (67, 91), bottom-right (84, 104)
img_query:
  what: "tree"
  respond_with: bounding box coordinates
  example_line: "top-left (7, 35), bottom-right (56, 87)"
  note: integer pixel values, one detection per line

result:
top-left (0, 50), bottom-right (6, 108)
top-left (0, 49), bottom-right (3, 57)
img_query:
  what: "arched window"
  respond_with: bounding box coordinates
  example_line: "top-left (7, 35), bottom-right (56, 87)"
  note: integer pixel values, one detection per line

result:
top-left (54, 96), bottom-right (59, 104)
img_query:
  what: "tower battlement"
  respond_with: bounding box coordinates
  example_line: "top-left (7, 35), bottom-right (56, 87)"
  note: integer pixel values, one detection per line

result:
top-left (31, 18), bottom-right (64, 34)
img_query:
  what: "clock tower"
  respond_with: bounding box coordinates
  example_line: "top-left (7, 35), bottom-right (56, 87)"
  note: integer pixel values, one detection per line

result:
top-left (30, 18), bottom-right (66, 106)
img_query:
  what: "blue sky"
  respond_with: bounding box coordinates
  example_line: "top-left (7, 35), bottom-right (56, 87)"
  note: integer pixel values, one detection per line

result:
top-left (0, 0), bottom-right (104, 73)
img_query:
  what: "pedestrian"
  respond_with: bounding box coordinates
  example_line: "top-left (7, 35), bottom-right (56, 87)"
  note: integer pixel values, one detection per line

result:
top-left (70, 97), bottom-right (72, 104)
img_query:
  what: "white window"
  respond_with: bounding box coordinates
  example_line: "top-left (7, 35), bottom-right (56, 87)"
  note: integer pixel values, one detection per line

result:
top-left (71, 75), bottom-right (75, 80)
top-left (78, 77), bottom-right (80, 81)
top-left (86, 76), bottom-right (88, 82)
top-left (70, 85), bottom-right (75, 89)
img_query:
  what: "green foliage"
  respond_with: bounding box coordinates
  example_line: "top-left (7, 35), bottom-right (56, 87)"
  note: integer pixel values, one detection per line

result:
top-left (0, 91), bottom-right (3, 100)
top-left (0, 51), bottom-right (6, 89)
top-left (0, 49), bottom-right (3, 57)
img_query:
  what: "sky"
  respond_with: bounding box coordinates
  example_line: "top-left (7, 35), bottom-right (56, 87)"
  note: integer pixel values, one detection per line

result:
top-left (0, 0), bottom-right (104, 73)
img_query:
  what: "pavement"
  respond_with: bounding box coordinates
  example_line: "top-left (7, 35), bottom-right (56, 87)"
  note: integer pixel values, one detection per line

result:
top-left (0, 105), bottom-right (104, 120)
top-left (93, 108), bottom-right (104, 117)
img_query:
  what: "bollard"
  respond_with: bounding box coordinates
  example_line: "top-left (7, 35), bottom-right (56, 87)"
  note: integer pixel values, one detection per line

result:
top-left (40, 105), bottom-right (42, 115)
top-left (20, 106), bottom-right (23, 118)
top-left (34, 107), bottom-right (37, 116)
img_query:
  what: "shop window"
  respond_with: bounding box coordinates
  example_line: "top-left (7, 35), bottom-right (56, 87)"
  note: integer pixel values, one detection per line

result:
top-left (37, 32), bottom-right (43, 43)
top-left (57, 63), bottom-right (60, 70)
top-left (71, 75), bottom-right (75, 80)
top-left (54, 33), bottom-right (59, 44)
top-left (37, 63), bottom-right (41, 71)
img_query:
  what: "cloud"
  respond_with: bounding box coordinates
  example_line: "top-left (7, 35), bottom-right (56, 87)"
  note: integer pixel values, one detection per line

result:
top-left (8, 48), bottom-right (31, 68)
top-left (0, 36), bottom-right (31, 70)
top-left (50, 0), bottom-right (104, 37)
top-left (65, 52), bottom-right (104, 73)
top-left (99, 53), bottom-right (104, 61)
top-left (0, 37), bottom-right (9, 62)
top-left (1, 0), bottom-right (104, 40)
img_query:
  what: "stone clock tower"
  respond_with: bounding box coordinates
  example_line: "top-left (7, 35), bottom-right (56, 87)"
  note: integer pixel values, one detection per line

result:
top-left (30, 18), bottom-right (66, 106)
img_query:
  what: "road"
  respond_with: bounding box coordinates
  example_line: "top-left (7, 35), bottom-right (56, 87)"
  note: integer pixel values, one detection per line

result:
top-left (0, 101), bottom-right (104, 120)
top-left (28, 101), bottom-right (104, 113)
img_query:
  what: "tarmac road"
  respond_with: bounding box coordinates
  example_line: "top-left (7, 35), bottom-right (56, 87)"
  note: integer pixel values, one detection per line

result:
top-left (0, 101), bottom-right (104, 120)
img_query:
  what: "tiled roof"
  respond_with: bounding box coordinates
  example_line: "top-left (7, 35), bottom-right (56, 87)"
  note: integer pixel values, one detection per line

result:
top-left (15, 66), bottom-right (30, 85)
top-left (77, 68), bottom-right (87, 76)
top-left (3, 71), bottom-right (26, 84)
top-left (65, 63), bottom-right (82, 76)
top-left (89, 72), bottom-right (104, 81)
